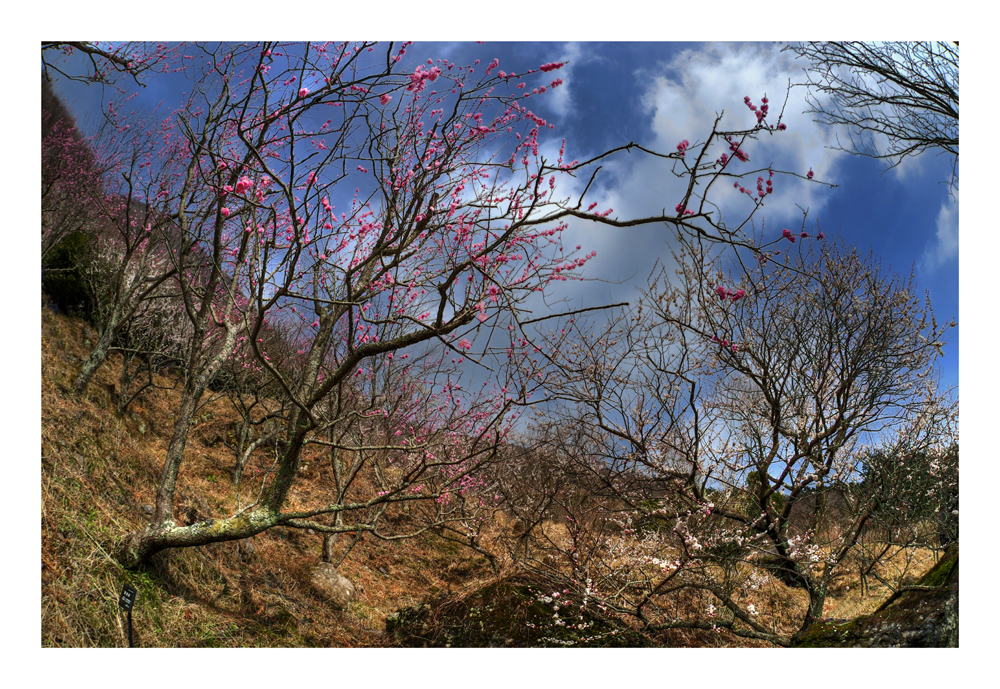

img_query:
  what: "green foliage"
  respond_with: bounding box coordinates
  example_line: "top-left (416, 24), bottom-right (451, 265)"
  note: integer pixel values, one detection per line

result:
top-left (743, 471), bottom-right (785, 518)
top-left (858, 444), bottom-right (958, 546)
top-left (43, 231), bottom-right (95, 319)
top-left (386, 576), bottom-right (655, 647)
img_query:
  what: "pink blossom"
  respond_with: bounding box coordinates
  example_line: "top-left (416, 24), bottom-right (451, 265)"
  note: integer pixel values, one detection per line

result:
top-left (715, 285), bottom-right (728, 300)
top-left (221, 207), bottom-right (231, 218)
top-left (298, 87), bottom-right (309, 98)
top-left (806, 168), bottom-right (814, 179)
top-left (458, 338), bottom-right (472, 350)
top-left (782, 228), bottom-right (793, 241)
top-left (730, 289), bottom-right (745, 302)
top-left (235, 176), bottom-right (253, 194)
top-left (777, 123), bottom-right (787, 131)
top-left (380, 93), bottom-right (392, 105)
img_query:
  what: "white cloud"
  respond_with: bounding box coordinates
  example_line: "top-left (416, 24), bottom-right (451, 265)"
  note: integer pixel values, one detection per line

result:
top-left (920, 189), bottom-right (959, 272)
top-left (634, 43), bottom-right (846, 229)
top-left (545, 42), bottom-right (595, 121)
top-left (542, 43), bottom-right (851, 309)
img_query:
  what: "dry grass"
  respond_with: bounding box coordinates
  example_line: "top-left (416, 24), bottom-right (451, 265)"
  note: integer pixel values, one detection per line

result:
top-left (41, 305), bottom-right (501, 647)
top-left (41, 304), bottom-right (941, 647)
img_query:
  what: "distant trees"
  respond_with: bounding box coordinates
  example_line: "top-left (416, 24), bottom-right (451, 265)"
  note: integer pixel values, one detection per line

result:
top-left (786, 42), bottom-right (959, 190)
top-left (42, 78), bottom-right (104, 264)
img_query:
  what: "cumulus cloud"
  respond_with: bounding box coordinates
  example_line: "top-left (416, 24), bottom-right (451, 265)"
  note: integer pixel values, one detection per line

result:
top-left (543, 43), bottom-right (851, 311)
top-left (637, 44), bottom-right (845, 225)
top-left (545, 42), bottom-right (589, 121)
top-left (920, 189), bottom-right (959, 272)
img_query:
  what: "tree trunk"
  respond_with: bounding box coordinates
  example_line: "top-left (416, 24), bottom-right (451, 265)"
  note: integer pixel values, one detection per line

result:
top-left (72, 325), bottom-right (117, 393)
top-left (118, 506), bottom-right (279, 569)
top-left (792, 581), bottom-right (828, 642)
top-left (152, 386), bottom-right (202, 525)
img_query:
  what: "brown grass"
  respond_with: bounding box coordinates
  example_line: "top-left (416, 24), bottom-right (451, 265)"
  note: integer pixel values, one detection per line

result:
top-left (41, 305), bottom-right (503, 647)
top-left (41, 304), bottom-right (940, 647)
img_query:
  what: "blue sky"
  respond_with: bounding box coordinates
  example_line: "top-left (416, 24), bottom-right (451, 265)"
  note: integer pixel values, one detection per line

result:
top-left (44, 41), bottom-right (959, 393)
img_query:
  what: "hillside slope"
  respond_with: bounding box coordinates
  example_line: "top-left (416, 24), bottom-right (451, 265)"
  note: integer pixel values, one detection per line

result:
top-left (41, 304), bottom-right (500, 648)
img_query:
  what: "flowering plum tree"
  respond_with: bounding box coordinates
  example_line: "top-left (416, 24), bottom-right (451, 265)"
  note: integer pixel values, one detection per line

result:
top-left (530, 237), bottom-right (956, 644)
top-left (68, 106), bottom-right (189, 394)
top-left (48, 42), bottom-right (801, 569)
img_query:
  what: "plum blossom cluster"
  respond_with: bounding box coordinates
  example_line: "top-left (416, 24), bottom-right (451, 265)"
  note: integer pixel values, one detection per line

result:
top-left (745, 94), bottom-right (786, 130)
top-left (711, 334), bottom-right (738, 353)
top-left (781, 227), bottom-right (823, 243)
top-left (406, 64), bottom-right (441, 93)
top-left (714, 285), bottom-right (746, 302)
top-left (724, 134), bottom-right (750, 163)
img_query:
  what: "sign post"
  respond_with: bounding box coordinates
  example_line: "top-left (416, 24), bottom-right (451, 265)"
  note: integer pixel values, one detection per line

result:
top-left (118, 584), bottom-right (138, 647)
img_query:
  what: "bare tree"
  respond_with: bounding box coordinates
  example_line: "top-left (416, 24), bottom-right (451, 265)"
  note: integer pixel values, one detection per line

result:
top-left (786, 42), bottom-right (959, 190)
top-left (532, 236), bottom-right (957, 644)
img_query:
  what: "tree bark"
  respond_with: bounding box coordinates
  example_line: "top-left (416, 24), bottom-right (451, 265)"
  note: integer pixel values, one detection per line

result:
top-left (118, 506), bottom-right (279, 569)
top-left (72, 325), bottom-right (117, 393)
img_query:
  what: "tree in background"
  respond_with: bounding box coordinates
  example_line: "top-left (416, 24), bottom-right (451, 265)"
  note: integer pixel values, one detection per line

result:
top-left (70, 122), bottom-right (186, 394)
top-left (42, 42), bottom-right (179, 88)
top-left (786, 42), bottom-right (959, 191)
top-left (530, 235), bottom-right (956, 644)
top-left (42, 78), bottom-right (105, 264)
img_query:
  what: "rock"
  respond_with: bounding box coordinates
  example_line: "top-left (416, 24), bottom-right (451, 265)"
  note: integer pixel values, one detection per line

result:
top-left (794, 544), bottom-right (958, 647)
top-left (310, 563), bottom-right (357, 610)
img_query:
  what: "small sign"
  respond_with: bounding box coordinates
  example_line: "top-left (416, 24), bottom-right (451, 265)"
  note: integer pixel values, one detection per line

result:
top-left (119, 584), bottom-right (138, 611)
